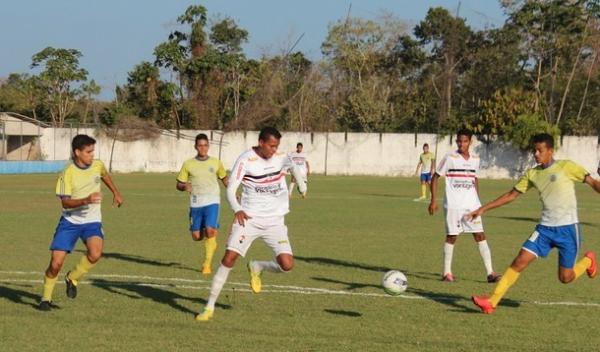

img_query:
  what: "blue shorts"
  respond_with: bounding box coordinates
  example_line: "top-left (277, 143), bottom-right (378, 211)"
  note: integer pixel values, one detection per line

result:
top-left (420, 172), bottom-right (432, 183)
top-left (522, 224), bottom-right (581, 268)
top-left (50, 217), bottom-right (103, 253)
top-left (189, 204), bottom-right (220, 232)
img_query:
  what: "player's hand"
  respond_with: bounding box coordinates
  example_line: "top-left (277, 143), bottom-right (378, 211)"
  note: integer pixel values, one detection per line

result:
top-left (87, 192), bottom-right (102, 204)
top-left (184, 183), bottom-right (193, 192)
top-left (428, 200), bottom-right (437, 215)
top-left (234, 210), bottom-right (251, 226)
top-left (463, 208), bottom-right (483, 222)
top-left (112, 193), bottom-right (124, 208)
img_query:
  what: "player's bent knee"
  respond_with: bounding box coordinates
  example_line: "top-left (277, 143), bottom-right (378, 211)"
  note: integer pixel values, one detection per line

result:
top-left (206, 228), bottom-right (218, 238)
top-left (88, 252), bottom-right (102, 264)
top-left (191, 231), bottom-right (202, 241)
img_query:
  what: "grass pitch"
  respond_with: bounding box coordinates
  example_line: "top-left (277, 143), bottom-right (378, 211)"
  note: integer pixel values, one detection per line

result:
top-left (1, 173), bottom-right (599, 351)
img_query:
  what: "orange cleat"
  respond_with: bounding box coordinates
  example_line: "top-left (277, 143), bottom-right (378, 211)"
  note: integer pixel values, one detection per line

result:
top-left (585, 251), bottom-right (597, 278)
top-left (472, 295), bottom-right (495, 314)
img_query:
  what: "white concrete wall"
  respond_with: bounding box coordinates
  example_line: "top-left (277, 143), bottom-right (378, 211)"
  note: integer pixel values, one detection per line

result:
top-left (38, 128), bottom-right (600, 179)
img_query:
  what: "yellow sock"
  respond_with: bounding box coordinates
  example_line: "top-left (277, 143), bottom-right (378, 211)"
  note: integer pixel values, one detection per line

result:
top-left (573, 257), bottom-right (592, 279)
top-left (68, 256), bottom-right (96, 283)
top-left (490, 267), bottom-right (520, 307)
top-left (420, 184), bottom-right (427, 198)
top-left (204, 237), bottom-right (217, 267)
top-left (42, 275), bottom-right (57, 302)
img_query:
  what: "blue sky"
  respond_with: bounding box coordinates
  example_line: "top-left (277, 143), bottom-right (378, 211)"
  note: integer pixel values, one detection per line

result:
top-left (1, 1), bottom-right (506, 100)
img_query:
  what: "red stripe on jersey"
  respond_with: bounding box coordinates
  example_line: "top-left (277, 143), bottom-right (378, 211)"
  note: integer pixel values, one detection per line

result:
top-left (236, 162), bottom-right (244, 180)
top-left (243, 172), bottom-right (286, 184)
top-left (446, 173), bottom-right (476, 178)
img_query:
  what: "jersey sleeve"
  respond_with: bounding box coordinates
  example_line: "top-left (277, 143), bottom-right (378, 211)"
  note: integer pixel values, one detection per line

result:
top-left (97, 160), bottom-right (108, 177)
top-left (227, 155), bottom-right (246, 213)
top-left (177, 161), bottom-right (190, 183)
top-left (216, 160), bottom-right (227, 179)
top-left (564, 160), bottom-right (589, 183)
top-left (435, 154), bottom-right (449, 176)
top-left (55, 167), bottom-right (73, 197)
top-left (513, 170), bottom-right (533, 193)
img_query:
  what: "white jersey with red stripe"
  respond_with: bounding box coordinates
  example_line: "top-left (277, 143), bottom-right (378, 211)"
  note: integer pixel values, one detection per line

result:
top-left (435, 151), bottom-right (481, 210)
top-left (288, 151), bottom-right (308, 176)
top-left (227, 148), bottom-right (307, 217)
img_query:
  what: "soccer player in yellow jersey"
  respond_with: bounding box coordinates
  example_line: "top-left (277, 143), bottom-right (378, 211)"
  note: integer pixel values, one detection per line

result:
top-left (176, 133), bottom-right (228, 275)
top-left (414, 143), bottom-right (434, 201)
top-left (39, 135), bottom-right (123, 311)
top-left (467, 133), bottom-right (599, 314)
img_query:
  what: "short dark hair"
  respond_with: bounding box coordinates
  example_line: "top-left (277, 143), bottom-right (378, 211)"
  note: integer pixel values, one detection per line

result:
top-left (531, 133), bottom-right (554, 149)
top-left (195, 133), bottom-right (209, 144)
top-left (258, 127), bottom-right (281, 141)
top-left (297, 142), bottom-right (303, 148)
top-left (423, 143), bottom-right (429, 147)
top-left (456, 129), bottom-right (472, 139)
top-left (71, 134), bottom-right (96, 153)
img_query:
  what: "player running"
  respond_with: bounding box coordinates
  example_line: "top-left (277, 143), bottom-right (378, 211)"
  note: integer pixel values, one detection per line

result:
top-left (468, 133), bottom-right (599, 314)
top-left (176, 133), bottom-right (228, 275)
top-left (428, 129), bottom-right (500, 283)
top-left (195, 127), bottom-right (307, 321)
top-left (39, 134), bottom-right (123, 311)
top-left (288, 142), bottom-right (309, 198)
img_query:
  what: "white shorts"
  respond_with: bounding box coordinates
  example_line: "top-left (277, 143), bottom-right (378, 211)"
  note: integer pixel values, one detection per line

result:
top-left (226, 216), bottom-right (292, 257)
top-left (444, 208), bottom-right (484, 235)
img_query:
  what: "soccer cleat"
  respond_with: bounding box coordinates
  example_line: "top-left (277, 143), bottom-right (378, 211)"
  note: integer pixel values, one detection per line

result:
top-left (38, 300), bottom-right (52, 311)
top-left (585, 251), bottom-right (597, 278)
top-left (195, 307), bottom-right (214, 321)
top-left (65, 272), bottom-right (77, 299)
top-left (247, 261), bottom-right (262, 294)
top-left (487, 272), bottom-right (502, 283)
top-left (442, 273), bottom-right (455, 282)
top-left (201, 264), bottom-right (212, 275)
top-left (472, 295), bottom-right (495, 314)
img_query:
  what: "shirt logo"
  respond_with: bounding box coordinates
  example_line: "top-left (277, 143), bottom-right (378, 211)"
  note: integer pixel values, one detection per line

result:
top-left (550, 174), bottom-right (557, 182)
top-left (94, 176), bottom-right (101, 184)
top-left (209, 167), bottom-right (215, 173)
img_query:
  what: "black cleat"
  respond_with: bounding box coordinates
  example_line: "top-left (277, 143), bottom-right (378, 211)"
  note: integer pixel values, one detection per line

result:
top-left (65, 272), bottom-right (77, 299)
top-left (38, 300), bottom-right (52, 311)
top-left (487, 272), bottom-right (502, 283)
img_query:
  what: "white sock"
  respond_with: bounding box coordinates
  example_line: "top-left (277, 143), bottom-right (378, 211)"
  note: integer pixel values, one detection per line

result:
top-left (253, 260), bottom-right (284, 273)
top-left (477, 240), bottom-right (494, 275)
top-left (206, 264), bottom-right (232, 310)
top-left (443, 242), bottom-right (454, 275)
top-left (288, 182), bottom-right (296, 196)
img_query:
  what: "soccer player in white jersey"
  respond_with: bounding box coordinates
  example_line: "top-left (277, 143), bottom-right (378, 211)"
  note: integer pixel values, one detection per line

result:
top-left (288, 142), bottom-right (309, 198)
top-left (196, 127), bottom-right (307, 321)
top-left (428, 129), bottom-right (500, 283)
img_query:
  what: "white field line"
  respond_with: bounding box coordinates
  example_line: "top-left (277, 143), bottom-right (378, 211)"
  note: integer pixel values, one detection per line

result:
top-left (2, 271), bottom-right (600, 307)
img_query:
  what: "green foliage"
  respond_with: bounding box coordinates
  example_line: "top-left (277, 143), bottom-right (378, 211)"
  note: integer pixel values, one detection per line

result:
top-left (503, 113), bottom-right (561, 150)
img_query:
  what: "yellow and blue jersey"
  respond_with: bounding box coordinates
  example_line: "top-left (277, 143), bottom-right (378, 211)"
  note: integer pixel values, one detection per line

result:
top-left (419, 152), bottom-right (434, 174)
top-left (514, 160), bottom-right (589, 226)
top-left (177, 157), bottom-right (227, 208)
top-left (56, 160), bottom-right (107, 224)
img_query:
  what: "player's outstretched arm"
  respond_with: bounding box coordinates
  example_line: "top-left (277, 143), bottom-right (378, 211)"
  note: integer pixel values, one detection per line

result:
top-left (465, 189), bottom-right (520, 221)
top-left (102, 174), bottom-right (123, 207)
top-left (428, 173), bottom-right (440, 215)
top-left (584, 175), bottom-right (600, 193)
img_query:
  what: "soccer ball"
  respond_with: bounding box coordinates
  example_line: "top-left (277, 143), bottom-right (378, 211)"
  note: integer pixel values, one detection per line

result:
top-left (382, 270), bottom-right (408, 296)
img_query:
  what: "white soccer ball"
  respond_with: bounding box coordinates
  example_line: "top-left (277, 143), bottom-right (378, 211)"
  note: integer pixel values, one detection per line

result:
top-left (382, 270), bottom-right (408, 296)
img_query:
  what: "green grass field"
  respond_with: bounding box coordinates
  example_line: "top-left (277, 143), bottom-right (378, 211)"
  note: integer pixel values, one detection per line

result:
top-left (1, 173), bottom-right (599, 351)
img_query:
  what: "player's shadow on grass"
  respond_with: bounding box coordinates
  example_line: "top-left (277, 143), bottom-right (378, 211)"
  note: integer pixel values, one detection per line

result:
top-left (311, 277), bottom-right (379, 290)
top-left (0, 284), bottom-right (46, 309)
top-left (323, 309), bottom-right (362, 317)
top-left (75, 250), bottom-right (197, 272)
top-left (91, 279), bottom-right (230, 316)
top-left (408, 287), bottom-right (521, 313)
top-left (295, 255), bottom-right (392, 272)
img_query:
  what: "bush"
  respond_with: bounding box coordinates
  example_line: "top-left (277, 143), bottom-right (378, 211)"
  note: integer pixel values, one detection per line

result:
top-left (502, 113), bottom-right (560, 151)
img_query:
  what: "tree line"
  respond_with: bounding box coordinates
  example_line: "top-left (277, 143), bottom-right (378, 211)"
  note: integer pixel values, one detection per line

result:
top-left (1, 1), bottom-right (600, 148)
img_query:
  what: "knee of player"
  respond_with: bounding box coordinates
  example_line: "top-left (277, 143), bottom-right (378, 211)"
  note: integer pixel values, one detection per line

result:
top-left (278, 258), bottom-right (294, 272)
top-left (206, 228), bottom-right (218, 238)
top-left (87, 252), bottom-right (102, 263)
top-left (558, 273), bottom-right (574, 284)
top-left (191, 232), bottom-right (202, 241)
top-left (48, 261), bottom-right (63, 275)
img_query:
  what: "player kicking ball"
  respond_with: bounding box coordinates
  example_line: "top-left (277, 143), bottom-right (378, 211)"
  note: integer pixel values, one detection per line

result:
top-left (196, 127), bottom-right (307, 321)
top-left (39, 135), bottom-right (123, 311)
top-left (468, 133), bottom-right (599, 314)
